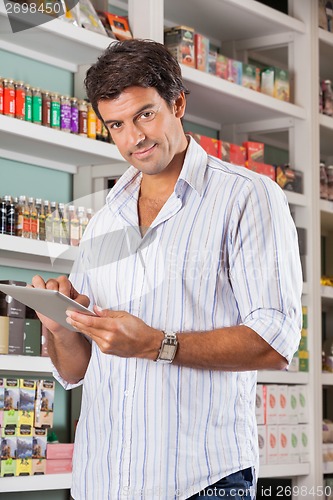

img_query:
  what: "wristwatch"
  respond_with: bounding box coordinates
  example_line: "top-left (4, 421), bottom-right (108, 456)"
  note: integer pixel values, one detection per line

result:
top-left (155, 331), bottom-right (178, 363)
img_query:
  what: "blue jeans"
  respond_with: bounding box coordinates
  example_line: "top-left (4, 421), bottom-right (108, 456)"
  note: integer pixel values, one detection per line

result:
top-left (187, 467), bottom-right (256, 499)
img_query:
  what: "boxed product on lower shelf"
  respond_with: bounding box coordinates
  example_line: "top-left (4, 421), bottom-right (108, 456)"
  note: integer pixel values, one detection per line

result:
top-left (0, 376), bottom-right (73, 477)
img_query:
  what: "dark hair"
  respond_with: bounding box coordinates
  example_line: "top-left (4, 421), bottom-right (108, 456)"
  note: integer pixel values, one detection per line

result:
top-left (84, 39), bottom-right (190, 119)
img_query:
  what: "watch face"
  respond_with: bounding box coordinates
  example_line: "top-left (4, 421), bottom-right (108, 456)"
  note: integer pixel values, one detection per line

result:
top-left (160, 343), bottom-right (176, 360)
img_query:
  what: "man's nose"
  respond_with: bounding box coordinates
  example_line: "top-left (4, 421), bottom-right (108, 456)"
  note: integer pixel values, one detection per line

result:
top-left (128, 123), bottom-right (145, 147)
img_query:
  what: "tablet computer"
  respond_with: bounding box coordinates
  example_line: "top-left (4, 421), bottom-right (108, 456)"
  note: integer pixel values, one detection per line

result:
top-left (0, 284), bottom-right (95, 332)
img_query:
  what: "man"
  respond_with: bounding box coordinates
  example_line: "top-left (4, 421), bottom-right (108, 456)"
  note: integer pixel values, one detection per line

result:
top-left (32, 39), bottom-right (302, 500)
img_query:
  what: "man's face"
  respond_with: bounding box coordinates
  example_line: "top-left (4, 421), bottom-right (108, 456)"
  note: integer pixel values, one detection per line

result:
top-left (98, 86), bottom-right (187, 176)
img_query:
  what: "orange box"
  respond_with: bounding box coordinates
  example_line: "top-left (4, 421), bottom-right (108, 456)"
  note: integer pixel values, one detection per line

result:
top-left (46, 443), bottom-right (74, 460)
top-left (246, 160), bottom-right (276, 181)
top-left (106, 13), bottom-right (132, 41)
top-left (242, 141), bottom-right (265, 162)
top-left (189, 132), bottom-right (221, 158)
top-left (229, 144), bottom-right (246, 166)
top-left (46, 458), bottom-right (72, 474)
top-left (194, 34), bottom-right (209, 72)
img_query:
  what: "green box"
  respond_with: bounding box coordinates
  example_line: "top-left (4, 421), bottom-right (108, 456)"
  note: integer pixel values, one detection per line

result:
top-left (23, 319), bottom-right (41, 356)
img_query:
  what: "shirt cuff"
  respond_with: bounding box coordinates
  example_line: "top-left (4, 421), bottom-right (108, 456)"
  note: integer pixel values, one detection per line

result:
top-left (52, 362), bottom-right (84, 390)
top-left (242, 308), bottom-right (301, 363)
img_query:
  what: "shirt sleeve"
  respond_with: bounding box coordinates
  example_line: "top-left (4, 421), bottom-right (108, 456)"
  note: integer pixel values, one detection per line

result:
top-left (51, 229), bottom-right (95, 390)
top-left (228, 175), bottom-right (302, 363)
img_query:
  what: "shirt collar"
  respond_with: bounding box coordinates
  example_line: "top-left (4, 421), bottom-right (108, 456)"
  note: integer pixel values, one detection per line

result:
top-left (176, 135), bottom-right (208, 198)
top-left (106, 134), bottom-right (208, 212)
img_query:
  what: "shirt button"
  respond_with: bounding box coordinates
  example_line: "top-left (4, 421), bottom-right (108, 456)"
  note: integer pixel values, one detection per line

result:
top-left (124, 390), bottom-right (129, 397)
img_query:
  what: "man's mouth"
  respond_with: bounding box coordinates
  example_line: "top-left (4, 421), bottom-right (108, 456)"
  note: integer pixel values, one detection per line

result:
top-left (132, 143), bottom-right (157, 159)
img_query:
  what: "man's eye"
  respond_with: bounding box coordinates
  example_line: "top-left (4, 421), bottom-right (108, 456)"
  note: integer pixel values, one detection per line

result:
top-left (139, 111), bottom-right (154, 120)
top-left (110, 122), bottom-right (122, 130)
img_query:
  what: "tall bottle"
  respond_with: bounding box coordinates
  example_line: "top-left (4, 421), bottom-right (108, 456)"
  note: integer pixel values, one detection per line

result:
top-left (0, 197), bottom-right (7, 235)
top-left (23, 196), bottom-right (31, 238)
top-left (38, 199), bottom-right (46, 241)
top-left (59, 203), bottom-right (70, 245)
top-left (45, 200), bottom-right (54, 243)
top-left (69, 205), bottom-right (80, 246)
top-left (29, 197), bottom-right (38, 240)
top-left (53, 202), bottom-right (61, 244)
top-left (5, 195), bottom-right (16, 236)
top-left (78, 207), bottom-right (88, 242)
top-left (16, 195), bottom-right (26, 237)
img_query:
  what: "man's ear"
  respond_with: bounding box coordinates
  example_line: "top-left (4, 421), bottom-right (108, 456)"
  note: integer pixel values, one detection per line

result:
top-left (174, 92), bottom-right (186, 118)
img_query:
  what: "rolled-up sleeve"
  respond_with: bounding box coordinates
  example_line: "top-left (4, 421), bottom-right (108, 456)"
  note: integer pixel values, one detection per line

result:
top-left (229, 175), bottom-right (302, 363)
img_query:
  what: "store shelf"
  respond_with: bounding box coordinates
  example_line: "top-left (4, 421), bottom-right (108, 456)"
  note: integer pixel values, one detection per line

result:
top-left (321, 285), bottom-right (333, 302)
top-left (319, 113), bottom-right (333, 159)
top-left (0, 1), bottom-right (111, 71)
top-left (0, 115), bottom-right (125, 172)
top-left (182, 65), bottom-right (306, 127)
top-left (0, 355), bottom-right (53, 376)
top-left (259, 463), bottom-right (310, 479)
top-left (257, 370), bottom-right (309, 385)
top-left (323, 462), bottom-right (333, 474)
top-left (285, 191), bottom-right (307, 207)
top-left (321, 199), bottom-right (333, 231)
top-left (165, 0), bottom-right (305, 43)
top-left (0, 472), bottom-right (71, 492)
top-left (0, 234), bottom-right (78, 273)
top-left (322, 373), bottom-right (333, 386)
top-left (319, 28), bottom-right (333, 82)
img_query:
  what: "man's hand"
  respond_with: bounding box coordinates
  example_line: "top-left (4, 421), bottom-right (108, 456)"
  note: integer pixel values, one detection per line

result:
top-left (65, 307), bottom-right (163, 361)
top-left (30, 275), bottom-right (90, 335)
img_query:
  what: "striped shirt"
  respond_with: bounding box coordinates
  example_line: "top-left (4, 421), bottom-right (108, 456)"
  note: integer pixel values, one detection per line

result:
top-left (55, 136), bottom-right (302, 500)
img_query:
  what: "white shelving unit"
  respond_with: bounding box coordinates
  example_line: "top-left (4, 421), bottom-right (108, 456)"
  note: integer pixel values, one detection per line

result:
top-left (0, 0), bottom-right (325, 495)
top-left (0, 354), bottom-right (53, 375)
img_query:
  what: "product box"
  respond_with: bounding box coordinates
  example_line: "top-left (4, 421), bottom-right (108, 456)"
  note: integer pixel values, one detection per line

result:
top-left (299, 328), bottom-right (308, 351)
top-left (0, 316), bottom-right (9, 354)
top-left (34, 380), bottom-right (55, 429)
top-left (8, 317), bottom-right (24, 355)
top-left (266, 425), bottom-right (278, 464)
top-left (245, 160), bottom-right (276, 181)
top-left (208, 49), bottom-right (217, 76)
top-left (227, 59), bottom-right (242, 85)
top-left (41, 324), bottom-right (49, 357)
top-left (289, 425), bottom-right (300, 463)
top-left (260, 67), bottom-right (275, 97)
top-left (298, 385), bottom-right (309, 423)
top-left (16, 435), bottom-right (32, 475)
top-left (164, 26), bottom-right (195, 68)
top-left (302, 306), bottom-right (308, 329)
top-left (0, 377), bottom-right (4, 429)
top-left (266, 385), bottom-right (278, 425)
top-left (229, 144), bottom-right (246, 166)
top-left (298, 350), bottom-right (309, 372)
top-left (276, 165), bottom-right (303, 194)
top-left (18, 379), bottom-right (36, 436)
top-left (243, 141), bottom-right (265, 163)
top-left (194, 33), bottom-right (209, 72)
top-left (216, 54), bottom-right (228, 79)
top-left (299, 424), bottom-right (310, 463)
top-left (0, 434), bottom-right (17, 477)
top-left (255, 384), bottom-right (266, 425)
top-left (46, 458), bottom-right (73, 474)
top-left (257, 424), bottom-right (266, 464)
top-left (106, 13), bottom-right (132, 41)
top-left (189, 132), bottom-right (221, 158)
top-left (46, 442), bottom-right (74, 460)
top-left (242, 63), bottom-right (260, 91)
top-left (288, 385), bottom-right (299, 424)
top-left (0, 280), bottom-right (26, 318)
top-left (32, 429), bottom-right (47, 475)
top-left (323, 419), bottom-right (333, 442)
top-left (23, 318), bottom-right (41, 356)
top-left (278, 425), bottom-right (290, 463)
top-left (3, 378), bottom-right (19, 429)
top-left (277, 385), bottom-right (289, 425)
top-left (275, 68), bottom-right (290, 102)
top-left (319, 0), bottom-right (333, 31)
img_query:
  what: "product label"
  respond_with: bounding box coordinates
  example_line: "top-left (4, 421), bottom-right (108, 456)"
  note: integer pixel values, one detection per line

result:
top-left (51, 101), bottom-right (60, 128)
top-left (25, 95), bottom-right (32, 121)
top-left (32, 95), bottom-right (42, 123)
top-left (15, 89), bottom-right (25, 119)
top-left (3, 88), bottom-right (15, 116)
top-left (71, 107), bottom-right (79, 134)
top-left (60, 104), bottom-right (71, 131)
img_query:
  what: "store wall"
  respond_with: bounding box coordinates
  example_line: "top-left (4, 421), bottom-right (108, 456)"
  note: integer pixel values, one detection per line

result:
top-left (0, 48), bottom-right (74, 500)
